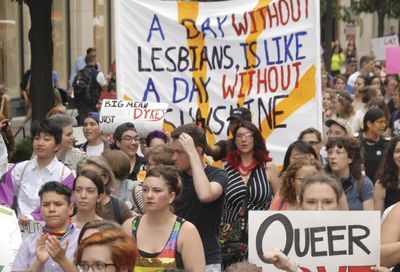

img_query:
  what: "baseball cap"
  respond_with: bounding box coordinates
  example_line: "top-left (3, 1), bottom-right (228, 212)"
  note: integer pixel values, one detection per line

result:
top-left (227, 107), bottom-right (252, 122)
top-left (113, 122), bottom-right (136, 142)
top-left (325, 117), bottom-right (351, 134)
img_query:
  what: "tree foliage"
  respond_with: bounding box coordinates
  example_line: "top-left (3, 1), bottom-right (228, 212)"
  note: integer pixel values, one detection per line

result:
top-left (351, 0), bottom-right (400, 36)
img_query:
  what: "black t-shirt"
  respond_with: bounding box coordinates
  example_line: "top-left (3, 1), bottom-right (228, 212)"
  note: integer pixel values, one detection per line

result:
top-left (128, 154), bottom-right (147, 181)
top-left (213, 139), bottom-right (234, 161)
top-left (361, 136), bottom-right (388, 183)
top-left (174, 165), bottom-right (228, 265)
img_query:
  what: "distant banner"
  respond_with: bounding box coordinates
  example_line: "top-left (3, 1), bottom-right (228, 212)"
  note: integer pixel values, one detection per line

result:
top-left (248, 211), bottom-right (380, 271)
top-left (99, 99), bottom-right (168, 138)
top-left (385, 46), bottom-right (400, 74)
top-left (0, 205), bottom-right (22, 272)
top-left (115, 0), bottom-right (322, 164)
top-left (372, 35), bottom-right (399, 60)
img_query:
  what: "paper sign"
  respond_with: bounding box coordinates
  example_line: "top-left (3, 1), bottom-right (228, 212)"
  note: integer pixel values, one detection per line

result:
top-left (0, 205), bottom-right (23, 272)
top-left (372, 35), bottom-right (399, 60)
top-left (19, 220), bottom-right (45, 240)
top-left (248, 211), bottom-right (380, 271)
top-left (115, 0), bottom-right (323, 165)
top-left (99, 99), bottom-right (168, 138)
top-left (385, 46), bottom-right (400, 74)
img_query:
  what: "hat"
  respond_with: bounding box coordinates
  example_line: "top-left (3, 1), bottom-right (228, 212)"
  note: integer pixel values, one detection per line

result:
top-left (113, 122), bottom-right (136, 142)
top-left (325, 117), bottom-right (351, 134)
top-left (85, 112), bottom-right (99, 124)
top-left (227, 107), bottom-right (252, 122)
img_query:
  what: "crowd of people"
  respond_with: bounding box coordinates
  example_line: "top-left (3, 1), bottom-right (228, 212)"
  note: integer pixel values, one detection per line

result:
top-left (0, 42), bottom-right (399, 271)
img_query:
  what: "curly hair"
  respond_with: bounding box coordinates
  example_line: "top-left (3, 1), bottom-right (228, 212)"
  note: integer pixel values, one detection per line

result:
top-left (280, 156), bottom-right (323, 205)
top-left (376, 136), bottom-right (400, 189)
top-left (226, 120), bottom-right (271, 170)
top-left (325, 137), bottom-right (362, 182)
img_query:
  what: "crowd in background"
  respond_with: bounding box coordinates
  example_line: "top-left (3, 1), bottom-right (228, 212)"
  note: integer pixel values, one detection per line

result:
top-left (0, 40), bottom-right (400, 271)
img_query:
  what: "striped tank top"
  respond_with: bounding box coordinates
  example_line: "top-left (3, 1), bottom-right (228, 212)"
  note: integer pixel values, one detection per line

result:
top-left (132, 215), bottom-right (184, 272)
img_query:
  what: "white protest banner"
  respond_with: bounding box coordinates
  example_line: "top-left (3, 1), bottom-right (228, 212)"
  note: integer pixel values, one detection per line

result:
top-left (372, 35), bottom-right (399, 60)
top-left (19, 220), bottom-right (45, 240)
top-left (99, 99), bottom-right (168, 138)
top-left (115, 0), bottom-right (322, 165)
top-left (0, 205), bottom-right (22, 272)
top-left (248, 211), bottom-right (380, 272)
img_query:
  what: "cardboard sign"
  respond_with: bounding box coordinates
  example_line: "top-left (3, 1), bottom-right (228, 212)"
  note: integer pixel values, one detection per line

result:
top-left (248, 211), bottom-right (380, 271)
top-left (115, 0), bottom-right (323, 165)
top-left (0, 205), bottom-right (23, 272)
top-left (19, 220), bottom-right (45, 240)
top-left (99, 99), bottom-right (168, 138)
top-left (372, 35), bottom-right (399, 60)
top-left (385, 46), bottom-right (400, 74)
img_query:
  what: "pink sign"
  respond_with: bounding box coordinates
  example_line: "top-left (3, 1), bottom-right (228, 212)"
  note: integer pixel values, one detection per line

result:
top-left (385, 46), bottom-right (400, 74)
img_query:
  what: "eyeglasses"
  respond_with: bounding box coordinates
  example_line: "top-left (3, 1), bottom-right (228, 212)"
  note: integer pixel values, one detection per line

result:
top-left (76, 262), bottom-right (115, 272)
top-left (235, 132), bottom-right (253, 140)
top-left (121, 135), bottom-right (140, 142)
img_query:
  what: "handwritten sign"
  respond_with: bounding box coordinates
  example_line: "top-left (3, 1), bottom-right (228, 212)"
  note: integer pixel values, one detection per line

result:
top-left (115, 0), bottom-right (322, 164)
top-left (0, 205), bottom-right (22, 272)
top-left (372, 35), bottom-right (399, 60)
top-left (99, 99), bottom-right (168, 137)
top-left (19, 220), bottom-right (45, 240)
top-left (248, 211), bottom-right (380, 272)
top-left (385, 46), bottom-right (400, 74)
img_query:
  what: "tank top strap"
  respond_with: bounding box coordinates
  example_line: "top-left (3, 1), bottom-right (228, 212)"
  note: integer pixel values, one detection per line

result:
top-left (131, 215), bottom-right (142, 238)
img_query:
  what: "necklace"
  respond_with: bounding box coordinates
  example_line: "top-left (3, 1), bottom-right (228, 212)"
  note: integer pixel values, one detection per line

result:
top-left (238, 160), bottom-right (257, 176)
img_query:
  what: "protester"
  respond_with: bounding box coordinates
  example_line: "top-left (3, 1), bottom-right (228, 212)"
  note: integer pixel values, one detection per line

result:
top-left (297, 127), bottom-right (323, 161)
top-left (270, 156), bottom-right (322, 210)
top-left (221, 120), bottom-right (280, 266)
top-left (48, 113), bottom-right (86, 170)
top-left (359, 108), bottom-right (389, 183)
top-left (206, 107), bottom-right (252, 161)
top-left (68, 47), bottom-right (99, 94)
top-left (374, 136), bottom-right (400, 213)
top-left (330, 43), bottom-right (345, 76)
top-left (112, 122), bottom-right (147, 181)
top-left (347, 55), bottom-right (374, 93)
top-left (321, 70), bottom-right (331, 92)
top-left (224, 261), bottom-right (261, 272)
top-left (171, 123), bottom-right (228, 271)
top-left (131, 143), bottom-right (175, 214)
top-left (383, 74), bottom-right (399, 114)
top-left (333, 75), bottom-right (347, 92)
top-left (78, 220), bottom-right (123, 243)
top-left (355, 86), bottom-right (379, 130)
top-left (77, 156), bottom-right (133, 224)
top-left (371, 76), bottom-right (384, 97)
top-left (73, 54), bottom-right (106, 125)
top-left (12, 181), bottom-right (78, 271)
top-left (281, 140), bottom-right (318, 175)
top-left (332, 90), bottom-right (358, 135)
top-left (102, 150), bottom-right (135, 209)
top-left (352, 75), bottom-right (370, 112)
top-left (326, 137), bottom-right (374, 210)
top-left (72, 169), bottom-right (104, 229)
top-left (79, 112), bottom-right (109, 156)
top-left (75, 230), bottom-right (137, 272)
top-left (123, 165), bottom-right (205, 271)
top-left (140, 129), bottom-right (169, 160)
top-left (322, 89), bottom-right (336, 119)
top-left (0, 119), bottom-right (74, 223)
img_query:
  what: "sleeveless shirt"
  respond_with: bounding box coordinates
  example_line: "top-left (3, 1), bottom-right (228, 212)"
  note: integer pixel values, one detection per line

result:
top-left (132, 216), bottom-right (185, 271)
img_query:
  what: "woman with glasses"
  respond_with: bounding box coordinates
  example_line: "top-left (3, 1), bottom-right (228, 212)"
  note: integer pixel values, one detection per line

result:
top-left (112, 122), bottom-right (147, 181)
top-left (221, 120), bottom-right (280, 267)
top-left (359, 108), bottom-right (389, 183)
top-left (75, 229), bottom-right (137, 272)
top-left (123, 165), bottom-right (205, 271)
top-left (326, 137), bottom-right (374, 210)
top-left (270, 156), bottom-right (322, 210)
top-left (72, 170), bottom-right (104, 229)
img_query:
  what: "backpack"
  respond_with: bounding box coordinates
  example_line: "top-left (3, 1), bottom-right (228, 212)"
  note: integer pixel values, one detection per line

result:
top-left (73, 66), bottom-right (93, 101)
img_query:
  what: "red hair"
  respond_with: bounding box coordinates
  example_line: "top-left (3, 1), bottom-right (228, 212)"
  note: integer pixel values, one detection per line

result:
top-left (75, 230), bottom-right (137, 270)
top-left (226, 121), bottom-right (272, 170)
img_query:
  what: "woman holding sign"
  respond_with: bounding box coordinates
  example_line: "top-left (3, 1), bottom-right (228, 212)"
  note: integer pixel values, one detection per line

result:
top-left (221, 120), bottom-right (280, 267)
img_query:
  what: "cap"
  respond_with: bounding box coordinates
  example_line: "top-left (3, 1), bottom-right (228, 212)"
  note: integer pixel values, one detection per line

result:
top-left (227, 107), bottom-right (252, 122)
top-left (113, 122), bottom-right (136, 142)
top-left (85, 112), bottom-right (99, 124)
top-left (325, 117), bottom-right (351, 134)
